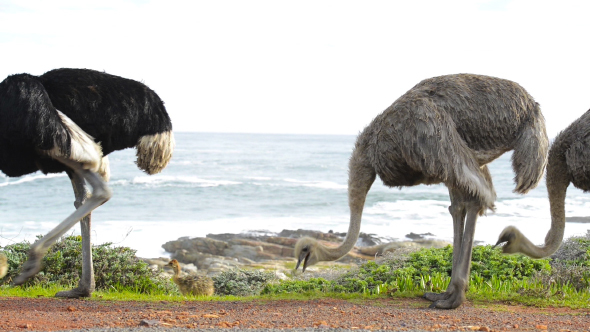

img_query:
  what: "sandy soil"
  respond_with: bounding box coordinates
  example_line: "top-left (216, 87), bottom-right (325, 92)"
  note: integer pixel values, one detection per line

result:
top-left (0, 297), bottom-right (589, 331)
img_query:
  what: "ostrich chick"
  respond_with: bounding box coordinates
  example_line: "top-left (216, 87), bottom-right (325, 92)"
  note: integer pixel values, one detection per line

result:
top-left (0, 253), bottom-right (7, 279)
top-left (166, 259), bottom-right (214, 296)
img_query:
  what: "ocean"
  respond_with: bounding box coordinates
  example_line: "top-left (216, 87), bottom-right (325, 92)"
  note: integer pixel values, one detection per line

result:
top-left (1, 132), bottom-right (589, 258)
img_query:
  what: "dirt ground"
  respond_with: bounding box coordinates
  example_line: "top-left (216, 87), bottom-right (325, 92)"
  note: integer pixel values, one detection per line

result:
top-left (0, 296), bottom-right (588, 331)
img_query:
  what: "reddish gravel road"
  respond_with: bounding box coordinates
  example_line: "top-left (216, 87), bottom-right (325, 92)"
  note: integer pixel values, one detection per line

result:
top-left (0, 296), bottom-right (589, 331)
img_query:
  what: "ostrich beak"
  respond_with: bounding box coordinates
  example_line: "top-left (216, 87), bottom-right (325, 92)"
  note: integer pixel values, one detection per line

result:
top-left (295, 251), bottom-right (310, 272)
top-left (493, 232), bottom-right (515, 248)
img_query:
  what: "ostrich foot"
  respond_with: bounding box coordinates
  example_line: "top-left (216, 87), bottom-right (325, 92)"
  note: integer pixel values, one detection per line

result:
top-left (429, 290), bottom-right (466, 309)
top-left (12, 251), bottom-right (43, 286)
top-left (426, 282), bottom-right (467, 309)
top-left (424, 283), bottom-right (458, 302)
top-left (55, 286), bottom-right (93, 298)
top-left (423, 291), bottom-right (451, 302)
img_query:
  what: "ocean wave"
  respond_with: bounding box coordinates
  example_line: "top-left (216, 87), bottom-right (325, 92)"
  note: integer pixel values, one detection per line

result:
top-left (0, 173), bottom-right (67, 187)
top-left (245, 176), bottom-right (273, 181)
top-left (283, 178), bottom-right (347, 190)
top-left (170, 160), bottom-right (204, 165)
top-left (365, 200), bottom-right (449, 220)
top-left (131, 175), bottom-right (241, 187)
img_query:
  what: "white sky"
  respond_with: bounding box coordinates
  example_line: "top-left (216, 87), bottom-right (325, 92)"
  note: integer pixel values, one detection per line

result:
top-left (0, 0), bottom-right (589, 137)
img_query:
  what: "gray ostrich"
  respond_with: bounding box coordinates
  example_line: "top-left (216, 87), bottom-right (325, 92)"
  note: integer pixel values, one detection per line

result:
top-left (294, 74), bottom-right (549, 309)
top-left (496, 109), bottom-right (590, 257)
top-left (0, 68), bottom-right (175, 298)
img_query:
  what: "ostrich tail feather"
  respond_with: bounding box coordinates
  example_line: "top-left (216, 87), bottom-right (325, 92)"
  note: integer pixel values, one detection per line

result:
top-left (135, 131), bottom-right (175, 174)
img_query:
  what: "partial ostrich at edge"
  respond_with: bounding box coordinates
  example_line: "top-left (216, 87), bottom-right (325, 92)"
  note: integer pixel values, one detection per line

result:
top-left (294, 74), bottom-right (549, 309)
top-left (496, 109), bottom-right (590, 257)
top-left (0, 68), bottom-right (175, 298)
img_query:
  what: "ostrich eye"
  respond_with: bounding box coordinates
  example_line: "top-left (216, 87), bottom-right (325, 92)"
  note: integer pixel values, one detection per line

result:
top-left (302, 245), bottom-right (310, 252)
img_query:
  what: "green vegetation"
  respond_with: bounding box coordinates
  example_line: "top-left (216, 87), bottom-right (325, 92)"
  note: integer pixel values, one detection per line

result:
top-left (0, 236), bottom-right (176, 294)
top-left (213, 269), bottom-right (277, 296)
top-left (1, 233), bottom-right (589, 308)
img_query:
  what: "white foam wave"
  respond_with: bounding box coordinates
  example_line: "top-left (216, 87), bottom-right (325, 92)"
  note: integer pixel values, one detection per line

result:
top-left (245, 176), bottom-right (272, 181)
top-left (131, 175), bottom-right (241, 187)
top-left (109, 179), bottom-right (130, 186)
top-left (283, 178), bottom-right (347, 190)
top-left (0, 173), bottom-right (67, 187)
top-left (366, 200), bottom-right (450, 220)
top-left (170, 160), bottom-right (203, 166)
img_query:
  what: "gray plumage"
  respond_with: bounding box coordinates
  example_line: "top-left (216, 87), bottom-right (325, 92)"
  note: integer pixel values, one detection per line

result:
top-left (295, 74), bottom-right (548, 309)
top-left (497, 109), bottom-right (590, 260)
top-left (358, 74), bottom-right (547, 205)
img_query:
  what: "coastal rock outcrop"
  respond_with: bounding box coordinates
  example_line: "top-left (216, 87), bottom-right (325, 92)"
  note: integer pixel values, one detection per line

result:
top-left (150, 229), bottom-right (450, 276)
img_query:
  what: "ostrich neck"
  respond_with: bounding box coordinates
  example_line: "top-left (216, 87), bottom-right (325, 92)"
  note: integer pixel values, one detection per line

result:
top-left (321, 209), bottom-right (364, 261)
top-left (322, 163), bottom-right (374, 261)
top-left (519, 152), bottom-right (569, 258)
top-left (172, 265), bottom-right (182, 279)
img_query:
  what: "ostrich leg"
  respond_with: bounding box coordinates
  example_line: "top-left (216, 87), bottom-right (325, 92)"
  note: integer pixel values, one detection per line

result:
top-left (55, 171), bottom-right (95, 298)
top-left (424, 188), bottom-right (467, 302)
top-left (430, 197), bottom-right (482, 309)
top-left (13, 159), bottom-right (111, 286)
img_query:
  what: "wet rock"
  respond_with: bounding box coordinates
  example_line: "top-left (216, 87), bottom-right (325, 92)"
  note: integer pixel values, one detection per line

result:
top-left (405, 232), bottom-right (435, 240)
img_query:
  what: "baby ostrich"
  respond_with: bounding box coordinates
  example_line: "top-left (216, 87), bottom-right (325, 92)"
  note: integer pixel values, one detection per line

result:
top-left (166, 259), bottom-right (215, 297)
top-left (294, 74), bottom-right (548, 309)
top-left (0, 253), bottom-right (7, 279)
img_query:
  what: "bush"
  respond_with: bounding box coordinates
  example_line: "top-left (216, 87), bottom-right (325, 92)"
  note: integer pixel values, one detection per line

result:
top-left (532, 232), bottom-right (590, 290)
top-left (340, 245), bottom-right (550, 288)
top-left (0, 236), bottom-right (175, 294)
top-left (550, 231), bottom-right (590, 267)
top-left (213, 269), bottom-right (277, 296)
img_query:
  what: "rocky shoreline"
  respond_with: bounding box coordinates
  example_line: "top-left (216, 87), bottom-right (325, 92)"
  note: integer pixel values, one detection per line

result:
top-left (143, 229), bottom-right (451, 277)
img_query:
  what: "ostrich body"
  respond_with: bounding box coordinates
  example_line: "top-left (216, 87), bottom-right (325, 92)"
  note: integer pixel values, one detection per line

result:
top-left (294, 74), bottom-right (548, 309)
top-left (166, 259), bottom-right (215, 296)
top-left (496, 109), bottom-right (590, 258)
top-left (0, 68), bottom-right (174, 297)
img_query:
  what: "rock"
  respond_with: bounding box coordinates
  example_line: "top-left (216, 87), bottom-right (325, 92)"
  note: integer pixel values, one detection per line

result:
top-left (266, 236), bottom-right (298, 246)
top-left (566, 216), bottom-right (590, 223)
top-left (182, 263), bottom-right (198, 273)
top-left (405, 232), bottom-right (435, 240)
top-left (139, 319), bottom-right (161, 327)
top-left (158, 229), bottom-right (451, 276)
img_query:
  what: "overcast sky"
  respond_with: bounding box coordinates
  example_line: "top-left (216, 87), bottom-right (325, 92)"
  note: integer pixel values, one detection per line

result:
top-left (1, 0), bottom-right (589, 137)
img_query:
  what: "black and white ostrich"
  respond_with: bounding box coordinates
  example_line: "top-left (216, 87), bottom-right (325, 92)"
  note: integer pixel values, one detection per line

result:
top-left (0, 68), bottom-right (175, 298)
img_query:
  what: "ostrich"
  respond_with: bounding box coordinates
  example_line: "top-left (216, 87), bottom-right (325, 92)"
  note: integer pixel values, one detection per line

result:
top-left (166, 259), bottom-right (215, 296)
top-left (0, 253), bottom-right (6, 279)
top-left (0, 68), bottom-right (175, 298)
top-left (294, 74), bottom-right (549, 309)
top-left (495, 109), bottom-right (590, 257)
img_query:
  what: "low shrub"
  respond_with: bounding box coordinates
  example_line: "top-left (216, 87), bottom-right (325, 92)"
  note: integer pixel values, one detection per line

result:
top-left (213, 269), bottom-right (277, 296)
top-left (0, 236), bottom-right (175, 294)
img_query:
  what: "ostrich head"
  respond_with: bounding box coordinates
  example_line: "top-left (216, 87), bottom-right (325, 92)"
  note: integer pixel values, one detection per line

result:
top-left (294, 237), bottom-right (321, 272)
top-left (494, 225), bottom-right (521, 254)
top-left (494, 225), bottom-right (558, 259)
top-left (166, 259), bottom-right (182, 274)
